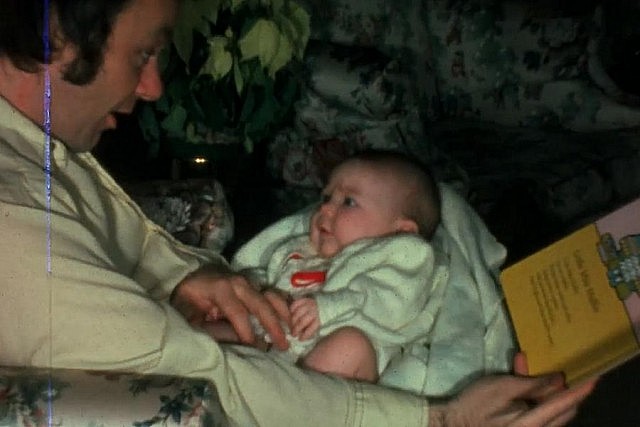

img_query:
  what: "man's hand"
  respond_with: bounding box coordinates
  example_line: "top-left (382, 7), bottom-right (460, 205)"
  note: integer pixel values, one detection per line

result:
top-left (171, 264), bottom-right (290, 350)
top-left (428, 353), bottom-right (597, 427)
top-left (290, 297), bottom-right (320, 340)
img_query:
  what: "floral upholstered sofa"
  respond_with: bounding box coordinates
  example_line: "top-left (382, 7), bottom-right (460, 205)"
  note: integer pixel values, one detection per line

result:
top-left (4, 1), bottom-right (640, 425)
top-left (267, 0), bottom-right (640, 262)
top-left (0, 367), bottom-right (226, 426)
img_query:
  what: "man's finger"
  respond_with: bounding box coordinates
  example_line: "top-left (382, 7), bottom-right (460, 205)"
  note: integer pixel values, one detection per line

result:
top-left (525, 374), bottom-right (566, 403)
top-left (264, 291), bottom-right (291, 326)
top-left (507, 373), bottom-right (566, 401)
top-left (513, 352), bottom-right (528, 375)
top-left (205, 306), bottom-right (222, 321)
top-left (517, 378), bottom-right (597, 426)
top-left (512, 352), bottom-right (568, 402)
top-left (545, 407), bottom-right (578, 427)
top-left (217, 281), bottom-right (256, 345)
top-left (235, 284), bottom-right (288, 350)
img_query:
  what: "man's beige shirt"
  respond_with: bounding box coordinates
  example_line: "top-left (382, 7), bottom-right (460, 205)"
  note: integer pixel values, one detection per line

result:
top-left (0, 97), bottom-right (428, 426)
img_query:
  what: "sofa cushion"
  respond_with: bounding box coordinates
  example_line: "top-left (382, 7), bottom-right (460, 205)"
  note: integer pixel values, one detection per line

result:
top-left (268, 40), bottom-right (436, 189)
top-left (428, 120), bottom-right (640, 262)
top-left (304, 42), bottom-right (409, 119)
top-left (299, 0), bottom-right (440, 121)
top-left (426, 0), bottom-right (640, 131)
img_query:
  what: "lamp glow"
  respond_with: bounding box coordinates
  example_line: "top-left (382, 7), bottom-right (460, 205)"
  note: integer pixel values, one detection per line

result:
top-left (193, 157), bottom-right (208, 164)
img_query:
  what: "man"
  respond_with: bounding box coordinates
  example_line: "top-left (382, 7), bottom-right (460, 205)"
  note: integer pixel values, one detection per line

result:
top-left (0, 1), bottom-right (595, 425)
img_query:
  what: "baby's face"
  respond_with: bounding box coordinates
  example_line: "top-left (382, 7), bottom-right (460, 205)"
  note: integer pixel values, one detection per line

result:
top-left (309, 160), bottom-right (414, 258)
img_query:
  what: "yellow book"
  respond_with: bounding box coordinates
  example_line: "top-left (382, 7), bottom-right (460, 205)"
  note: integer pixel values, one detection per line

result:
top-left (500, 197), bottom-right (640, 385)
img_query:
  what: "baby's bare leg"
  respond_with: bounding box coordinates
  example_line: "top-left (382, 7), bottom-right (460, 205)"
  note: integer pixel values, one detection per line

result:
top-left (301, 327), bottom-right (378, 382)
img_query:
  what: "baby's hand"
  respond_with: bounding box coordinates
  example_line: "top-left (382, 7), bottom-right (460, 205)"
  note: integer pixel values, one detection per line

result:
top-left (290, 297), bottom-right (320, 340)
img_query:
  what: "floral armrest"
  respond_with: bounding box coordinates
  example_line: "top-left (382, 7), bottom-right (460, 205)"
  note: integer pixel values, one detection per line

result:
top-left (0, 366), bottom-right (227, 426)
top-left (124, 179), bottom-right (234, 254)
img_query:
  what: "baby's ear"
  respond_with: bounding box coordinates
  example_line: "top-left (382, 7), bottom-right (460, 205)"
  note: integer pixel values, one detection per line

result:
top-left (394, 218), bottom-right (419, 234)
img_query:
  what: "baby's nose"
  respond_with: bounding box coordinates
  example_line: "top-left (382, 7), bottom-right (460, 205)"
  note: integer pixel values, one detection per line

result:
top-left (319, 201), bottom-right (336, 217)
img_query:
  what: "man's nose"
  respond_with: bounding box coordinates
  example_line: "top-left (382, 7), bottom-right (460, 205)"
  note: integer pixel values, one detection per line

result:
top-left (135, 58), bottom-right (164, 101)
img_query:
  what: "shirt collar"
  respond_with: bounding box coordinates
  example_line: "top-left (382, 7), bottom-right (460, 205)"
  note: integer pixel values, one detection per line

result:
top-left (0, 95), bottom-right (69, 169)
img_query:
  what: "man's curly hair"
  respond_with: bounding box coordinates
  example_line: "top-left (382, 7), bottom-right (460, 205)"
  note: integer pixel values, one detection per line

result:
top-left (0, 0), bottom-right (133, 85)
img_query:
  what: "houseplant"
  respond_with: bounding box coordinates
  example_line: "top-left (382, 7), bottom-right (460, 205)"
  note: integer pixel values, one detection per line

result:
top-left (138, 0), bottom-right (310, 160)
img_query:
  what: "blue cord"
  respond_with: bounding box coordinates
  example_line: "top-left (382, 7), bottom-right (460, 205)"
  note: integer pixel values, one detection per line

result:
top-left (42, 1), bottom-right (53, 426)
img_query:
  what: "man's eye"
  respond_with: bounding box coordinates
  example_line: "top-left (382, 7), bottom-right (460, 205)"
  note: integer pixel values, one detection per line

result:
top-left (140, 49), bottom-right (155, 64)
top-left (320, 194), bottom-right (331, 204)
top-left (343, 197), bottom-right (356, 207)
top-left (139, 46), bottom-right (164, 68)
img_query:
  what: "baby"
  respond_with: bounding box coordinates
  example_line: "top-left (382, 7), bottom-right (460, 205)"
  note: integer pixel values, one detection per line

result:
top-left (229, 150), bottom-right (448, 382)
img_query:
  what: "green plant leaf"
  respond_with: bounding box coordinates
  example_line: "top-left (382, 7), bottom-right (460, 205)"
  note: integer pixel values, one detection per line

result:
top-left (156, 92), bottom-right (170, 113)
top-left (231, 0), bottom-right (247, 12)
top-left (238, 19), bottom-right (280, 68)
top-left (238, 87), bottom-right (256, 124)
top-left (166, 76), bottom-right (190, 105)
top-left (266, 32), bottom-right (293, 77)
top-left (196, 83), bottom-right (226, 130)
top-left (202, 37), bottom-right (233, 80)
top-left (173, 15), bottom-right (193, 64)
top-left (247, 83), bottom-right (280, 135)
top-left (161, 104), bottom-right (188, 138)
top-left (243, 60), bottom-right (267, 86)
top-left (138, 103), bottom-right (161, 142)
top-left (269, 0), bottom-right (285, 14)
top-left (271, 3), bottom-right (309, 60)
top-left (274, 14), bottom-right (298, 46)
top-left (233, 60), bottom-right (244, 93)
top-left (186, 122), bottom-right (205, 144)
top-left (187, 80), bottom-right (208, 120)
top-left (157, 46), bottom-right (172, 74)
top-left (283, 2), bottom-right (310, 58)
top-left (276, 75), bottom-right (300, 120)
top-left (173, 0), bottom-right (223, 64)
top-left (243, 135), bottom-right (254, 153)
top-left (139, 0), bottom-right (310, 155)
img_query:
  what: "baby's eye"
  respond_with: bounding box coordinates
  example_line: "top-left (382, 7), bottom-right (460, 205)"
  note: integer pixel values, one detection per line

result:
top-left (343, 197), bottom-right (357, 207)
top-left (320, 193), bottom-right (331, 204)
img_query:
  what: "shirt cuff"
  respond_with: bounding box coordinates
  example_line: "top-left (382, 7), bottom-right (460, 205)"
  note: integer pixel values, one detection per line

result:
top-left (355, 381), bottom-right (428, 427)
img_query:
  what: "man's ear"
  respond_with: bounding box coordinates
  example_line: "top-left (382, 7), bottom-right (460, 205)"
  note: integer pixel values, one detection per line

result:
top-left (394, 218), bottom-right (419, 234)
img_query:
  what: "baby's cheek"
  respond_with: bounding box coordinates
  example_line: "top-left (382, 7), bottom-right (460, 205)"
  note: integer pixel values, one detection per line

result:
top-left (318, 240), bottom-right (340, 258)
top-left (308, 221), bottom-right (317, 240)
